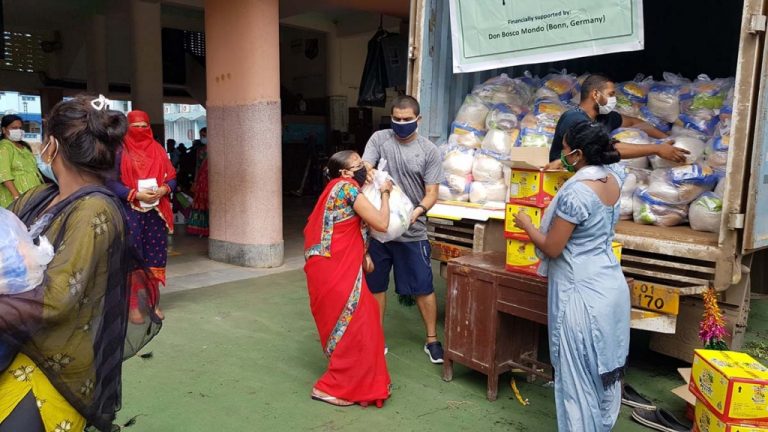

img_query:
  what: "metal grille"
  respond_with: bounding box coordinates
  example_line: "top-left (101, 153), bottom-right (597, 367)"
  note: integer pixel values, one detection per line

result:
top-left (183, 30), bottom-right (206, 58)
top-left (2, 32), bottom-right (47, 73)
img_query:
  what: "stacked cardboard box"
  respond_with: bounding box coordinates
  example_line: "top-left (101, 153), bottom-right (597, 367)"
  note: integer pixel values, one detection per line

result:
top-left (502, 168), bottom-right (624, 276)
top-left (690, 349), bottom-right (768, 432)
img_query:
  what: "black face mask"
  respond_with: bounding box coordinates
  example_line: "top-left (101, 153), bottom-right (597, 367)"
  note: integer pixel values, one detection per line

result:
top-left (352, 166), bottom-right (367, 185)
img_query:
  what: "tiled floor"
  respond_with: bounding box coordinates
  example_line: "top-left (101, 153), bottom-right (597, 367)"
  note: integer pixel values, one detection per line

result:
top-left (162, 195), bottom-right (316, 294)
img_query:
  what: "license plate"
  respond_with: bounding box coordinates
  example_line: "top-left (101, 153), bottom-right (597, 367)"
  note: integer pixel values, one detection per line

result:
top-left (630, 281), bottom-right (680, 315)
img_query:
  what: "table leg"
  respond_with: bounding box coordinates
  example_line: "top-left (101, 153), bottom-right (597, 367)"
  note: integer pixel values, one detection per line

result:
top-left (442, 358), bottom-right (454, 382)
top-left (487, 374), bottom-right (499, 401)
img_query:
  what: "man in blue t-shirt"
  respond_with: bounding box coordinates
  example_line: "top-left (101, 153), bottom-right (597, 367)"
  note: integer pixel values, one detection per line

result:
top-left (548, 74), bottom-right (689, 166)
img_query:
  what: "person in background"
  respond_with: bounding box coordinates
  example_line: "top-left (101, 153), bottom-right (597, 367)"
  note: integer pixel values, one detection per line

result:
top-left (515, 121), bottom-right (630, 431)
top-left (0, 114), bottom-right (42, 208)
top-left (187, 130), bottom-right (209, 237)
top-left (304, 150), bottom-right (393, 407)
top-left (0, 95), bottom-right (160, 432)
top-left (178, 140), bottom-right (198, 194)
top-left (546, 74), bottom-right (689, 168)
top-left (107, 110), bottom-right (176, 324)
top-left (195, 128), bottom-right (207, 175)
top-left (166, 139), bottom-right (180, 169)
top-left (362, 95), bottom-right (445, 364)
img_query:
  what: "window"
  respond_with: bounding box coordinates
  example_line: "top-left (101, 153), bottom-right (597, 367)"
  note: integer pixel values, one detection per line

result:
top-left (183, 31), bottom-right (206, 58)
top-left (21, 96), bottom-right (35, 102)
top-left (2, 32), bottom-right (47, 73)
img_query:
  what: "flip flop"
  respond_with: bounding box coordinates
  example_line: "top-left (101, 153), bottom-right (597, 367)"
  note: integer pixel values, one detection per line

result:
top-left (310, 391), bottom-right (354, 407)
top-left (631, 407), bottom-right (691, 432)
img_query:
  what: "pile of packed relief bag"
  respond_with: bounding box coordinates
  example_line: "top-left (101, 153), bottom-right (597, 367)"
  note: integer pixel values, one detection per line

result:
top-left (439, 71), bottom-right (578, 207)
top-left (436, 70), bottom-right (734, 233)
top-left (615, 73), bottom-right (734, 233)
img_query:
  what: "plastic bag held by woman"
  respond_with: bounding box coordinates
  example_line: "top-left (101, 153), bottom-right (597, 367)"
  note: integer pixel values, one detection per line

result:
top-left (0, 207), bottom-right (54, 295)
top-left (362, 159), bottom-right (415, 242)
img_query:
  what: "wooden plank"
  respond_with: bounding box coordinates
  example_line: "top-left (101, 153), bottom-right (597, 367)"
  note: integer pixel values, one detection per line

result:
top-left (615, 221), bottom-right (719, 246)
top-left (429, 231), bottom-right (474, 245)
top-left (630, 308), bottom-right (677, 334)
top-left (620, 255), bottom-right (716, 275)
top-left (622, 266), bottom-right (710, 288)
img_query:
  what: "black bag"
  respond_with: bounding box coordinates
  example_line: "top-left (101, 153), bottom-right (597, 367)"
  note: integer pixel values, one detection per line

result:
top-left (357, 29), bottom-right (390, 107)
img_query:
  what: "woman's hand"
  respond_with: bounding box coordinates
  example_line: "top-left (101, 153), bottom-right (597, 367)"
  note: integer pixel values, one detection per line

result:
top-left (135, 190), bottom-right (159, 203)
top-left (154, 185), bottom-right (170, 198)
top-left (513, 211), bottom-right (533, 232)
top-left (379, 180), bottom-right (393, 194)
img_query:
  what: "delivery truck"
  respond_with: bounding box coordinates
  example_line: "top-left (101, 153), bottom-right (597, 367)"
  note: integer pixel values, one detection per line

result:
top-left (405, 0), bottom-right (768, 361)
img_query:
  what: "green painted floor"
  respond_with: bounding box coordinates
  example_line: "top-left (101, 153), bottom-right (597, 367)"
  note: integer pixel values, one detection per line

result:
top-left (116, 269), bottom-right (768, 431)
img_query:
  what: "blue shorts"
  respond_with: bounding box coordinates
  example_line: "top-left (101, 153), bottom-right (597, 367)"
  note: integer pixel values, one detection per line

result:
top-left (366, 239), bottom-right (434, 296)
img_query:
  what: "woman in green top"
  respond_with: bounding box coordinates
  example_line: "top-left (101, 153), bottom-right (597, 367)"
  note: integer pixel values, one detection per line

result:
top-left (0, 114), bottom-right (42, 208)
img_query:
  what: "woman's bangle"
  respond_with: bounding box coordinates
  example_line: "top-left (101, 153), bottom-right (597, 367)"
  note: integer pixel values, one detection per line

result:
top-left (381, 190), bottom-right (390, 197)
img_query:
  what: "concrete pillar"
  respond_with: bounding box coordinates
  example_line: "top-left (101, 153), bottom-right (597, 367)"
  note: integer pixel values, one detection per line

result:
top-left (129, 0), bottom-right (164, 137)
top-left (39, 88), bottom-right (64, 116)
top-left (86, 14), bottom-right (109, 95)
top-left (205, 0), bottom-right (284, 267)
top-left (326, 27), bottom-right (344, 97)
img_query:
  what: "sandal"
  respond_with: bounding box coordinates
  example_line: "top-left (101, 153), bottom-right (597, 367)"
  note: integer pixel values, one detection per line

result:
top-left (310, 389), bottom-right (353, 407)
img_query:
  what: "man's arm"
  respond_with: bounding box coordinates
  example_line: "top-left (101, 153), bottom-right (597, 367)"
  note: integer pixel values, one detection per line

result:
top-left (411, 184), bottom-right (438, 224)
top-left (615, 141), bottom-right (689, 163)
top-left (620, 114), bottom-right (669, 140)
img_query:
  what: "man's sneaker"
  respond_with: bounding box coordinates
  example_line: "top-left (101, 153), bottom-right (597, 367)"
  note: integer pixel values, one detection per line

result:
top-left (424, 341), bottom-right (444, 364)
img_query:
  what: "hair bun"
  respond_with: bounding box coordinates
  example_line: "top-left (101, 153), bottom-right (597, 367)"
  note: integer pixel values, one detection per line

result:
top-left (87, 109), bottom-right (127, 150)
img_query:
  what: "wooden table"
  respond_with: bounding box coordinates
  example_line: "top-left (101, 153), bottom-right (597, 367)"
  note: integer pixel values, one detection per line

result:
top-left (443, 251), bottom-right (633, 401)
top-left (443, 251), bottom-right (551, 401)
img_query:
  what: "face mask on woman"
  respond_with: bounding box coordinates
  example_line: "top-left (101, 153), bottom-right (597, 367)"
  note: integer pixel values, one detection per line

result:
top-left (560, 149), bottom-right (580, 173)
top-left (35, 139), bottom-right (59, 184)
top-left (352, 165), bottom-right (368, 185)
top-left (8, 129), bottom-right (23, 142)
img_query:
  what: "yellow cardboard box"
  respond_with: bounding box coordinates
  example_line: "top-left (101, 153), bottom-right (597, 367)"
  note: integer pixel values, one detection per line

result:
top-left (694, 400), bottom-right (768, 432)
top-left (505, 238), bottom-right (541, 276)
top-left (508, 168), bottom-right (572, 207)
top-left (505, 203), bottom-right (544, 238)
top-left (505, 239), bottom-right (623, 276)
top-left (612, 242), bottom-right (623, 262)
top-left (690, 350), bottom-right (768, 424)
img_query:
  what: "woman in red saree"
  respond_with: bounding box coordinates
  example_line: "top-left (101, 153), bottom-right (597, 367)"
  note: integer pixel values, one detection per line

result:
top-left (304, 151), bottom-right (393, 407)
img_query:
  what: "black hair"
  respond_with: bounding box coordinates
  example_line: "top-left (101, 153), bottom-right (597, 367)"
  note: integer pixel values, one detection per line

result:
top-left (580, 74), bottom-right (613, 102)
top-left (326, 150), bottom-right (356, 180)
top-left (200, 127), bottom-right (207, 134)
top-left (1, 114), bottom-right (22, 129)
top-left (391, 95), bottom-right (420, 117)
top-left (564, 121), bottom-right (620, 166)
top-left (45, 95), bottom-right (128, 179)
top-left (166, 138), bottom-right (176, 144)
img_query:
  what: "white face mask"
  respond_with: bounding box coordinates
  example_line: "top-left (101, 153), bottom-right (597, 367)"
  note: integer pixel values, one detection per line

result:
top-left (596, 93), bottom-right (617, 115)
top-left (8, 129), bottom-right (23, 142)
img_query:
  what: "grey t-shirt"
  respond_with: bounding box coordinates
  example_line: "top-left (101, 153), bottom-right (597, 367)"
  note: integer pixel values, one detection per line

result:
top-left (362, 130), bottom-right (443, 242)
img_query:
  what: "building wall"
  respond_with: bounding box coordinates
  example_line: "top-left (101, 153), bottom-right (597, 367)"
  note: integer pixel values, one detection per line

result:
top-left (279, 27), bottom-right (327, 99)
top-left (280, 12), bottom-right (404, 128)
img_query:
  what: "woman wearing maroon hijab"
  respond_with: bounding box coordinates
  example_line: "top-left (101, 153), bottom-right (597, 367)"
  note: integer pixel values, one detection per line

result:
top-left (107, 110), bottom-right (176, 323)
